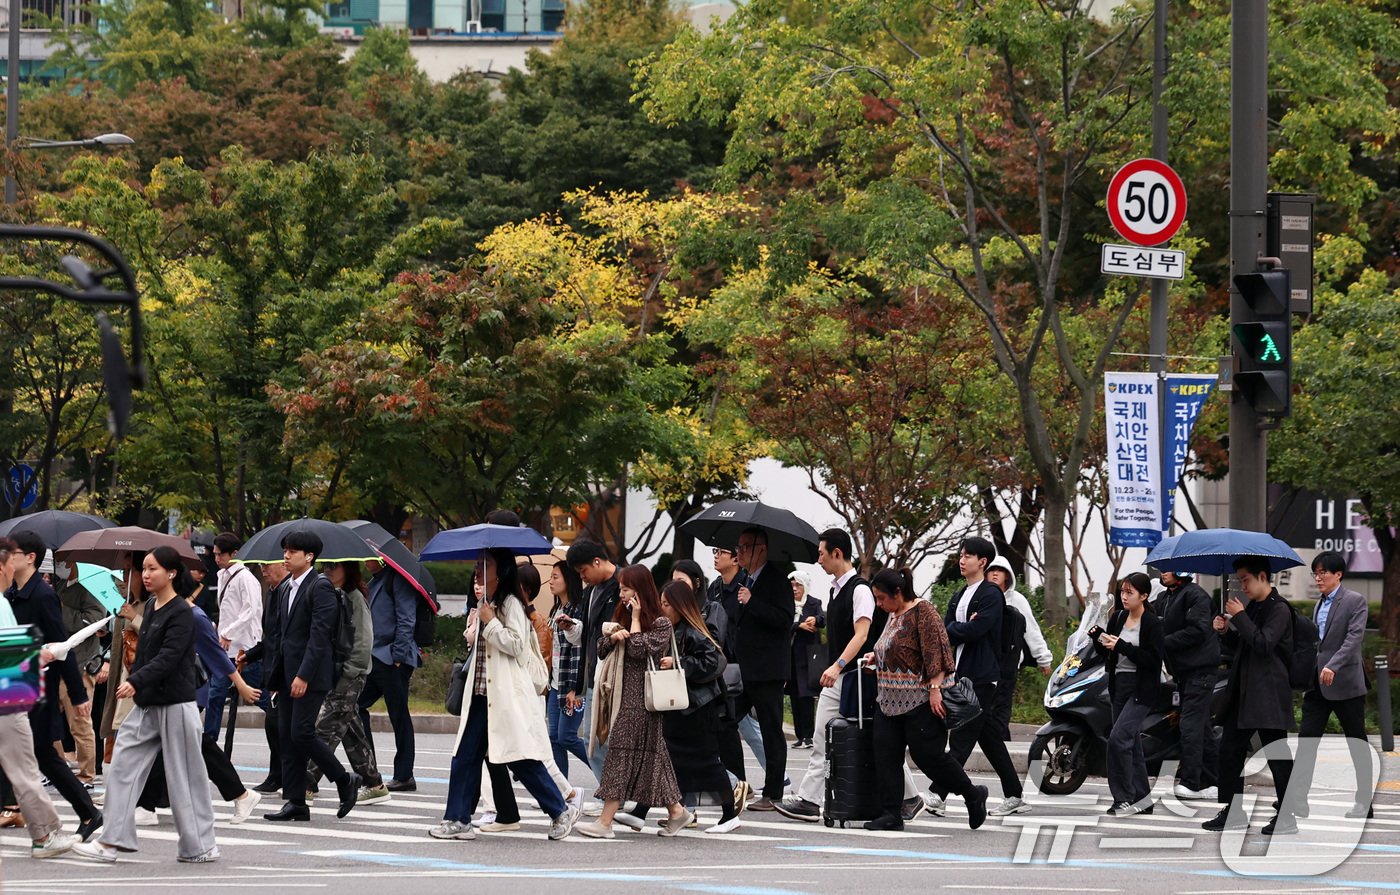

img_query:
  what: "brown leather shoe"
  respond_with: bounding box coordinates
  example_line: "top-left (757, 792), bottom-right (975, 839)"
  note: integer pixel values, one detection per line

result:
top-left (0, 809), bottom-right (25, 829)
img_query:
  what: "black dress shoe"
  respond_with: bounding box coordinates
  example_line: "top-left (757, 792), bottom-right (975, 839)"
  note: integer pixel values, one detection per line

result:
top-left (862, 813), bottom-right (904, 831)
top-left (1262, 814), bottom-right (1297, 836)
top-left (337, 773), bottom-right (363, 819)
top-left (77, 811), bottom-right (104, 842)
top-left (264, 803), bottom-right (311, 822)
top-left (252, 779), bottom-right (283, 794)
top-left (966, 785), bottom-right (988, 830)
top-left (1201, 808), bottom-right (1246, 831)
top-left (385, 778), bottom-right (416, 793)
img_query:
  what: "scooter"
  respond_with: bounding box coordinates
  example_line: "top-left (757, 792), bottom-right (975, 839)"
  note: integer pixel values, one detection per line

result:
top-left (1027, 593), bottom-right (1226, 795)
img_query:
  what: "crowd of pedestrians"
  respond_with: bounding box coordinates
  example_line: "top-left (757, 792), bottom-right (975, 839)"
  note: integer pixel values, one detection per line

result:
top-left (0, 506), bottom-right (1381, 862)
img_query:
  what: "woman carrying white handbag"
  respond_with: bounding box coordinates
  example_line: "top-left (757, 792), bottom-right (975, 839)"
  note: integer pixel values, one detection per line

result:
top-left (575, 565), bottom-right (691, 839)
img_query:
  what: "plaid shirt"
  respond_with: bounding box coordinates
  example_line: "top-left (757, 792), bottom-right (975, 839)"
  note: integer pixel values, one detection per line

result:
top-left (551, 599), bottom-right (585, 694)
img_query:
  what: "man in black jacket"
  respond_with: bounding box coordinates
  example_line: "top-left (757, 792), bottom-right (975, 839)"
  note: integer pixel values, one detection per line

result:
top-left (567, 539), bottom-right (619, 783)
top-left (261, 532), bottom-right (359, 823)
top-left (930, 537), bottom-right (1023, 815)
top-left (1159, 570), bottom-right (1220, 800)
top-left (5, 531), bottom-right (102, 841)
top-left (731, 527), bottom-right (793, 810)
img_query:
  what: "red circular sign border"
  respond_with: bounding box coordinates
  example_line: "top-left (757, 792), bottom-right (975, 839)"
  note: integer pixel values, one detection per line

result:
top-left (1106, 158), bottom-right (1188, 247)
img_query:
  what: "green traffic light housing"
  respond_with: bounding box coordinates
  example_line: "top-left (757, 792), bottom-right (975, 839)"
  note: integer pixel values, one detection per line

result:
top-left (1232, 267), bottom-right (1292, 418)
top-left (1233, 269), bottom-right (1290, 315)
top-left (1232, 321), bottom-right (1289, 365)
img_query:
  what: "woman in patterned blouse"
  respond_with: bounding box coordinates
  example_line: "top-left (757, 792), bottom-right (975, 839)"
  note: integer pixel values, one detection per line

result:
top-left (861, 567), bottom-right (989, 831)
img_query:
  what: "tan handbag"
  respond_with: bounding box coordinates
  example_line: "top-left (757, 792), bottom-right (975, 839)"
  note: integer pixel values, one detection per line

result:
top-left (644, 629), bottom-right (689, 712)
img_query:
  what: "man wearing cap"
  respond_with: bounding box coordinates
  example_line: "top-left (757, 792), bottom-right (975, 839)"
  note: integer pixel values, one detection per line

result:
top-left (1159, 569), bottom-right (1221, 799)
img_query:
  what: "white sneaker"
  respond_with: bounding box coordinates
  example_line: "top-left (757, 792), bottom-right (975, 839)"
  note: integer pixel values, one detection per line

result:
top-left (472, 810), bottom-right (497, 826)
top-left (1173, 783), bottom-right (1217, 801)
top-left (567, 789), bottom-right (584, 815)
top-left (705, 816), bottom-right (742, 834)
top-left (921, 793), bottom-right (946, 817)
top-left (582, 799), bottom-right (604, 817)
top-left (428, 820), bottom-right (476, 840)
top-left (72, 840), bottom-right (119, 863)
top-left (178, 846), bottom-right (220, 863)
top-left (477, 820), bottom-right (522, 832)
top-left (231, 790), bottom-right (262, 825)
top-left (988, 796), bottom-right (1031, 817)
top-left (134, 808), bottom-right (158, 826)
top-left (32, 831), bottom-right (78, 858)
top-left (612, 811), bottom-right (646, 831)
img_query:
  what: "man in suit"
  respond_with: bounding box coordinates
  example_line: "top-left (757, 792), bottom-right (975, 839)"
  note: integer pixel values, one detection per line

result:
top-left (929, 537), bottom-right (1023, 816)
top-left (1203, 555), bottom-right (1295, 836)
top-left (261, 531), bottom-right (360, 822)
top-left (1290, 551), bottom-right (1373, 819)
top-left (567, 539), bottom-right (619, 784)
top-left (731, 527), bottom-right (793, 810)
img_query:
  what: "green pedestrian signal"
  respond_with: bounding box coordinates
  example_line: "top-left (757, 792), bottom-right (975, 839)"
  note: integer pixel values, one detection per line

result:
top-left (1232, 268), bottom-right (1293, 417)
top-left (1258, 334), bottom-right (1281, 362)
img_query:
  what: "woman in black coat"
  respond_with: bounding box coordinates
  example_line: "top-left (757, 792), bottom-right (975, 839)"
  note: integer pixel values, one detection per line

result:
top-left (1093, 572), bottom-right (1166, 817)
top-left (786, 573), bottom-right (825, 749)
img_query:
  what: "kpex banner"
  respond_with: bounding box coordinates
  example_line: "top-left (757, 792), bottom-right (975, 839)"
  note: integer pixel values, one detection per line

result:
top-left (1162, 374), bottom-right (1216, 528)
top-left (1106, 373), bottom-right (1163, 547)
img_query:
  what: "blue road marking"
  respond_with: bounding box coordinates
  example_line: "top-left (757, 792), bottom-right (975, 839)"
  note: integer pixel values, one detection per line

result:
top-left (302, 850), bottom-right (670, 881)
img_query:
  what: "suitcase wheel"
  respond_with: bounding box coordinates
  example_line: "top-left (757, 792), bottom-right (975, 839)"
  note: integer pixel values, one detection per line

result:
top-left (823, 816), bottom-right (834, 827)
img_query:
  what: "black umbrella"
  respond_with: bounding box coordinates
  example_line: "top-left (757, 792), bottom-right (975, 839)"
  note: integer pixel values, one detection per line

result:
top-left (0, 510), bottom-right (115, 550)
top-left (679, 499), bottom-right (821, 563)
top-left (236, 518), bottom-right (382, 564)
top-left (340, 520), bottom-right (438, 612)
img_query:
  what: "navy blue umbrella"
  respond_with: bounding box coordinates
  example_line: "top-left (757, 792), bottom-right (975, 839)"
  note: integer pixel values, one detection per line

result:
top-left (1144, 527), bottom-right (1303, 577)
top-left (419, 523), bottom-right (554, 562)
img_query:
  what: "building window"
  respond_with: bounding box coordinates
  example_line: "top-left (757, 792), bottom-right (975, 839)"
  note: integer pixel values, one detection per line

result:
top-left (540, 0), bottom-right (563, 31)
top-left (479, 0), bottom-right (504, 31)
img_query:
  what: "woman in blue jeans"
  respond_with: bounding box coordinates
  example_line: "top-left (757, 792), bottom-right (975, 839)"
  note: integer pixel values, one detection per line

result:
top-left (546, 561), bottom-right (593, 778)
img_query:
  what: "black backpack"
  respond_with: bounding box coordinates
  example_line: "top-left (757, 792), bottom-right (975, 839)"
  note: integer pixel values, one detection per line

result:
top-left (414, 593), bottom-right (438, 649)
top-left (1278, 598), bottom-right (1320, 690)
top-left (327, 578), bottom-right (356, 671)
top-left (999, 602), bottom-right (1027, 679)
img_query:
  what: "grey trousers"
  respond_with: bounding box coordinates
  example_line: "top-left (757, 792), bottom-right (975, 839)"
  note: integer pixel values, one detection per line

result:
top-left (104, 702), bottom-right (216, 858)
top-left (0, 713), bottom-right (62, 841)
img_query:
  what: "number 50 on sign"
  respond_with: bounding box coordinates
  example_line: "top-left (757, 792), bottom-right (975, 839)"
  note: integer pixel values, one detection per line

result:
top-left (1106, 158), bottom-right (1188, 247)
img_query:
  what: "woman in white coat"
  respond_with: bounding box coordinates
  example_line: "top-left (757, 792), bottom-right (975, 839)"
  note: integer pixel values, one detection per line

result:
top-left (430, 548), bottom-right (578, 841)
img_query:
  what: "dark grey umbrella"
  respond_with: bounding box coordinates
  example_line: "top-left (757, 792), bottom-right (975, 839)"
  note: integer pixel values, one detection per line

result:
top-left (679, 499), bottom-right (821, 563)
top-left (236, 518), bottom-right (381, 564)
top-left (0, 510), bottom-right (115, 550)
top-left (341, 520), bottom-right (438, 611)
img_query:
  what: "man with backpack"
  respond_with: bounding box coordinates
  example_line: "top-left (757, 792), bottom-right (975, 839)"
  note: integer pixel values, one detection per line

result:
top-left (983, 556), bottom-right (1050, 817)
top-left (357, 559), bottom-right (421, 792)
top-left (1158, 570), bottom-right (1221, 800)
top-left (1202, 555), bottom-right (1295, 836)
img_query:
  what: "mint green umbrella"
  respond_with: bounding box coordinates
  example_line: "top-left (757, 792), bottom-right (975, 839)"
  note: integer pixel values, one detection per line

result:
top-left (75, 562), bottom-right (125, 614)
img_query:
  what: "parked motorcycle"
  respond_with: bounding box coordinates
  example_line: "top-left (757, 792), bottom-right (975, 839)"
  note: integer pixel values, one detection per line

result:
top-left (1027, 592), bottom-right (1226, 795)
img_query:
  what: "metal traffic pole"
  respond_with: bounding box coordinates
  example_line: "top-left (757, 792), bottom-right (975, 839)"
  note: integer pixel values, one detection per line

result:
top-left (1376, 654), bottom-right (1394, 753)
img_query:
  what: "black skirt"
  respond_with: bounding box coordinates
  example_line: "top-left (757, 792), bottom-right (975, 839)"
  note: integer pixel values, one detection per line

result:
top-left (661, 699), bottom-right (726, 793)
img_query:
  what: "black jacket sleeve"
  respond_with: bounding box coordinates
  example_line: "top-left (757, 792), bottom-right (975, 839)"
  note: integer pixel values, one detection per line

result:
top-left (127, 602), bottom-right (194, 693)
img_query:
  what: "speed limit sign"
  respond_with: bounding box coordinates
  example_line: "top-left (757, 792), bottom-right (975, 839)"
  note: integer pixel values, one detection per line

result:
top-left (1106, 158), bottom-right (1187, 246)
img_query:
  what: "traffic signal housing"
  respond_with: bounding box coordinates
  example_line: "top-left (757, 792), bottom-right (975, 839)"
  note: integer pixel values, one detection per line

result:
top-left (1232, 268), bottom-right (1292, 417)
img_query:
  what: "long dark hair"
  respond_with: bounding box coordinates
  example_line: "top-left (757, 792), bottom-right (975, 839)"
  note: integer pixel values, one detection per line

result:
top-left (551, 560), bottom-right (583, 620)
top-left (149, 545), bottom-right (195, 598)
top-left (329, 561), bottom-right (364, 595)
top-left (661, 580), bottom-right (720, 651)
top-left (485, 548), bottom-right (524, 608)
top-left (517, 561), bottom-right (542, 603)
top-left (1118, 571), bottom-right (1154, 613)
top-left (613, 563), bottom-right (662, 630)
top-left (671, 559), bottom-right (707, 596)
top-left (871, 567), bottom-right (917, 603)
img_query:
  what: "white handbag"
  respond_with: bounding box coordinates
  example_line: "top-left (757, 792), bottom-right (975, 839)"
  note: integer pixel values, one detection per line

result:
top-left (645, 629), bottom-right (690, 712)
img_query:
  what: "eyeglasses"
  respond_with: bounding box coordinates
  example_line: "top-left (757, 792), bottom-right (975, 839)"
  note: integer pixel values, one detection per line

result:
top-left (711, 548), bottom-right (733, 557)
top-left (1312, 570), bottom-right (1337, 578)
top-left (736, 542), bottom-right (755, 552)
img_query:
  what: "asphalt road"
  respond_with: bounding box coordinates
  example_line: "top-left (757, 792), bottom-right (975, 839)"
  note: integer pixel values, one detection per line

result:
top-left (5, 729), bottom-right (1400, 895)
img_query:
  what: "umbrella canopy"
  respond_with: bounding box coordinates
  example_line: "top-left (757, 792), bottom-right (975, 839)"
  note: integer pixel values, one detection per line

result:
top-left (0, 510), bottom-right (115, 550)
top-left (236, 518), bottom-right (383, 564)
top-left (1144, 527), bottom-right (1304, 578)
top-left (55, 526), bottom-right (200, 568)
top-left (340, 520), bottom-right (439, 612)
top-left (420, 523), bottom-right (554, 562)
top-left (679, 499), bottom-right (821, 563)
top-left (74, 562), bottom-right (125, 614)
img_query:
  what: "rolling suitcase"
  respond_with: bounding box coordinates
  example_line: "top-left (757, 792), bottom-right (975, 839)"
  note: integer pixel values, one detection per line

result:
top-left (823, 662), bottom-right (880, 827)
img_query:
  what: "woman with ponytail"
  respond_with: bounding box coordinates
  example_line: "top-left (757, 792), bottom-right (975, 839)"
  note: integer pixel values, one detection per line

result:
top-left (863, 567), bottom-right (988, 832)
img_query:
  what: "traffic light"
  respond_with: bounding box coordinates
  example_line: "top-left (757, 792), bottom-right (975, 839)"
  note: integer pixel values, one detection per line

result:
top-left (1232, 268), bottom-right (1292, 416)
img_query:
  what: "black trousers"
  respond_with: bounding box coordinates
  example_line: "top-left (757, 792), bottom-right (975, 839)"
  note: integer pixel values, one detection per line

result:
top-left (358, 659), bottom-right (416, 782)
top-left (1217, 718), bottom-right (1291, 811)
top-left (29, 705), bottom-right (99, 823)
top-left (716, 697), bottom-right (746, 782)
top-left (936, 681), bottom-right (1022, 799)
top-left (279, 689), bottom-right (347, 806)
top-left (790, 695), bottom-right (816, 741)
top-left (140, 734), bottom-right (246, 809)
top-left (876, 703), bottom-right (976, 818)
top-left (1293, 688), bottom-right (1371, 807)
top-left (732, 680), bottom-right (787, 798)
top-left (1175, 669), bottom-right (1220, 790)
top-left (487, 761), bottom-right (521, 823)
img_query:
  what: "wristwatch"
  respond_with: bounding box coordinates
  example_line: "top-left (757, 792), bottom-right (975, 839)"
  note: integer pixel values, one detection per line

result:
top-left (836, 657), bottom-right (848, 670)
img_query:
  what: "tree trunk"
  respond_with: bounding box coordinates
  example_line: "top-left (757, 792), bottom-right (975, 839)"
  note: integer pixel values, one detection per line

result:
top-left (1377, 523), bottom-right (1400, 667)
top-left (1041, 491), bottom-right (1073, 631)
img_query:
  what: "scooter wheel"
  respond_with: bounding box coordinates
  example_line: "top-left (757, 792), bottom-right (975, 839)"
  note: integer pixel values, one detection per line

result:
top-left (1028, 731), bottom-right (1089, 795)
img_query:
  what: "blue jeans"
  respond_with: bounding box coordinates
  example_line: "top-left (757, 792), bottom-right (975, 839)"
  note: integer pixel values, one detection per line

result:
top-left (583, 687), bottom-right (609, 781)
top-left (203, 658), bottom-right (270, 740)
top-left (444, 694), bottom-right (566, 824)
top-left (546, 689), bottom-right (591, 778)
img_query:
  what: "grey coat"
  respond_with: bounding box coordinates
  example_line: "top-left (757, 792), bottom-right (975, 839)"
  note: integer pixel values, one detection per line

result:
top-left (1222, 590), bottom-right (1294, 731)
top-left (1314, 585), bottom-right (1369, 701)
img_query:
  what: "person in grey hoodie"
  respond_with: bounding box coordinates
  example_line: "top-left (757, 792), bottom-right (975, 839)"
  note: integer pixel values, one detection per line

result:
top-left (983, 556), bottom-right (1052, 817)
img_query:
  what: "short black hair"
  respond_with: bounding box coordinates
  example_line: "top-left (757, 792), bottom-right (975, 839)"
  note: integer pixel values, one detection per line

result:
top-left (1311, 551), bottom-right (1346, 576)
top-left (11, 530), bottom-right (45, 562)
top-left (960, 536), bottom-right (996, 567)
top-left (486, 509), bottom-right (521, 527)
top-left (1232, 554), bottom-right (1272, 581)
top-left (280, 530), bottom-right (322, 561)
top-left (819, 528), bottom-right (853, 562)
top-left (213, 532), bottom-right (242, 554)
top-left (566, 539), bottom-right (608, 567)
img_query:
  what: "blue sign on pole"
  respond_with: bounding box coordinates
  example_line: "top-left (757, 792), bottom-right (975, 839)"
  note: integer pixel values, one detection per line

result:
top-left (1162, 375), bottom-right (1217, 529)
top-left (6, 465), bottom-right (38, 511)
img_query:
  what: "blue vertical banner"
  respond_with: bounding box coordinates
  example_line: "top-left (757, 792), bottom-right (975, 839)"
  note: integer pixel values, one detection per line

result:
top-left (1105, 372), bottom-right (1163, 548)
top-left (1162, 374), bottom-right (1217, 529)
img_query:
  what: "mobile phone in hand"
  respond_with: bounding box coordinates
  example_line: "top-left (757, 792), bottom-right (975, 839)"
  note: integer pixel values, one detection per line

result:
top-left (1088, 625), bottom-right (1105, 641)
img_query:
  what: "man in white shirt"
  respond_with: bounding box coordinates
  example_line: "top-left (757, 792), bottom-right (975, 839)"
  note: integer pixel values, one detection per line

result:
top-left (204, 533), bottom-right (267, 741)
